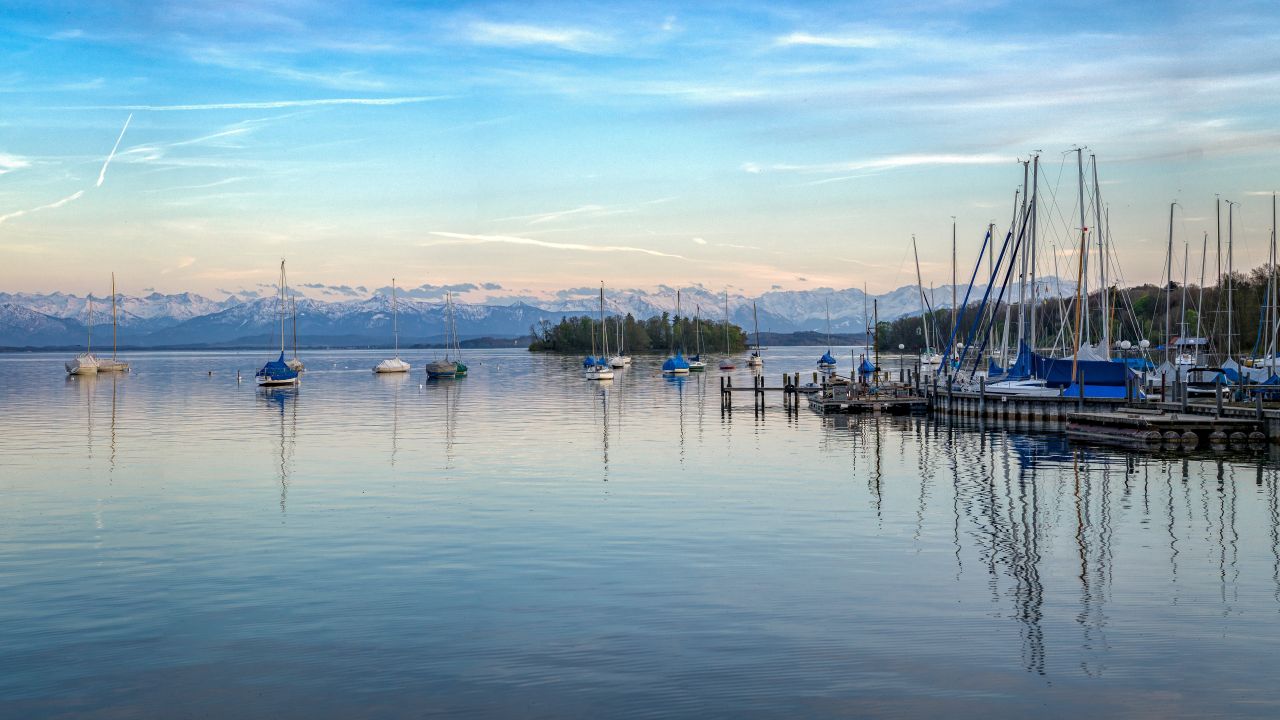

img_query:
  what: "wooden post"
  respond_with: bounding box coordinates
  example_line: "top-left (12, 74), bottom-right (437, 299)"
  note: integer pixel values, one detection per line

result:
top-left (1180, 379), bottom-right (1188, 412)
top-left (1160, 372), bottom-right (1166, 403)
top-left (1216, 381), bottom-right (1224, 417)
top-left (1257, 392), bottom-right (1264, 420)
top-left (979, 375), bottom-right (986, 417)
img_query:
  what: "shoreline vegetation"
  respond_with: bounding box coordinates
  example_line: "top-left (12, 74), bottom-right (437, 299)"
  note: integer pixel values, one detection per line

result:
top-left (527, 314), bottom-right (749, 354)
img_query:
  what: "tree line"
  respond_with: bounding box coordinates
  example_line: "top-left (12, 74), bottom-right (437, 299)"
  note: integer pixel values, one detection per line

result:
top-left (529, 313), bottom-right (749, 354)
top-left (874, 265), bottom-right (1280, 358)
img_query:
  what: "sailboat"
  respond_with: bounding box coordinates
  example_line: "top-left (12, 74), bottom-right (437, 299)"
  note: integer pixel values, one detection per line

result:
top-left (688, 304), bottom-right (707, 371)
top-left (662, 290), bottom-right (690, 375)
top-left (718, 292), bottom-right (736, 370)
top-left (426, 292), bottom-right (464, 379)
top-left (256, 260), bottom-right (301, 387)
top-left (747, 301), bottom-right (764, 367)
top-left (586, 284), bottom-right (615, 380)
top-left (373, 278), bottom-right (411, 373)
top-left (97, 273), bottom-right (130, 372)
top-left (450, 292), bottom-right (468, 377)
top-left (607, 291), bottom-right (630, 368)
top-left (65, 294), bottom-right (99, 375)
top-left (817, 299), bottom-right (837, 371)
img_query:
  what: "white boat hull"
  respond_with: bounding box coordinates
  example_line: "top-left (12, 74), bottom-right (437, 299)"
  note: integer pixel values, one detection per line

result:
top-left (585, 367), bottom-right (615, 380)
top-left (286, 358), bottom-right (305, 372)
top-left (65, 353), bottom-right (99, 376)
top-left (688, 361), bottom-right (706, 372)
top-left (257, 377), bottom-right (299, 387)
top-left (983, 379), bottom-right (1060, 397)
top-left (608, 355), bottom-right (628, 368)
top-left (718, 361), bottom-right (736, 370)
top-left (373, 358), bottom-right (411, 373)
top-left (96, 359), bottom-right (130, 372)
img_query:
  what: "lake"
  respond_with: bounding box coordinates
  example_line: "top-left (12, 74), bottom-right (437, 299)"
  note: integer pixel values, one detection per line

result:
top-left (2, 347), bottom-right (1279, 718)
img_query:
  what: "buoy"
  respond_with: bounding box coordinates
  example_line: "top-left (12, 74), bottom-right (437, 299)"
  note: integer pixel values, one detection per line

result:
top-left (1181, 431), bottom-right (1198, 446)
top-left (1249, 431), bottom-right (1267, 443)
top-left (1210, 430), bottom-right (1228, 443)
top-left (1230, 431), bottom-right (1248, 444)
top-left (1163, 431), bottom-right (1180, 442)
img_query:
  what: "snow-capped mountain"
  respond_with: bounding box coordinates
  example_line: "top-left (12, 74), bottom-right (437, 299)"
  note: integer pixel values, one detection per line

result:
top-left (0, 279), bottom-right (1077, 348)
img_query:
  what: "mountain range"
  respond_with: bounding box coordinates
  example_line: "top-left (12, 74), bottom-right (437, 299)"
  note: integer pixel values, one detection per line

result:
top-left (0, 280), bottom-right (1077, 349)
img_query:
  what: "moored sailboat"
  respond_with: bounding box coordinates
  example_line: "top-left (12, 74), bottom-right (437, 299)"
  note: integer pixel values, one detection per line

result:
top-left (688, 304), bottom-right (707, 371)
top-left (817, 299), bottom-right (837, 371)
top-left (373, 278), bottom-right (411, 373)
top-left (586, 284), bottom-right (615, 380)
top-left (718, 292), bottom-right (736, 370)
top-left (65, 295), bottom-right (99, 376)
top-left (662, 290), bottom-right (690, 375)
top-left (747, 301), bottom-right (764, 367)
top-left (256, 260), bottom-right (301, 387)
top-left (97, 273), bottom-right (130, 372)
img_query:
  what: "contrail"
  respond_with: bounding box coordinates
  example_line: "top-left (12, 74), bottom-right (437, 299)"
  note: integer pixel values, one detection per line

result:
top-left (0, 191), bottom-right (84, 226)
top-left (66, 96), bottom-right (449, 112)
top-left (426, 231), bottom-right (687, 259)
top-left (97, 113), bottom-right (132, 187)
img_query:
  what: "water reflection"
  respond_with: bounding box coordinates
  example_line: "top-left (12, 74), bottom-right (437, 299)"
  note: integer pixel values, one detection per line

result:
top-left (259, 386), bottom-right (297, 514)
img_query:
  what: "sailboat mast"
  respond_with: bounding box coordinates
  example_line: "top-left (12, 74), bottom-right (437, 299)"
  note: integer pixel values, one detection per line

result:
top-left (825, 299), bottom-right (832, 352)
top-left (1016, 159), bottom-right (1029, 350)
top-left (1228, 201), bottom-right (1236, 360)
top-left (676, 290), bottom-right (683, 354)
top-left (600, 284), bottom-right (609, 357)
top-left (1196, 233), bottom-right (1207, 345)
top-left (951, 217), bottom-right (957, 346)
top-left (695, 304), bottom-right (701, 356)
top-left (912, 235), bottom-right (928, 350)
top-left (87, 294), bottom-right (93, 353)
top-left (1029, 154), bottom-right (1039, 351)
top-left (753, 301), bottom-right (761, 356)
top-left (1180, 241), bottom-right (1189, 341)
top-left (1272, 193), bottom-right (1278, 360)
top-left (999, 190), bottom-right (1018, 364)
top-left (392, 278), bottom-right (399, 356)
top-left (1076, 149), bottom-right (1089, 348)
top-left (279, 260), bottom-right (286, 355)
top-left (111, 272), bottom-right (118, 360)
top-left (1165, 202), bottom-right (1174, 362)
top-left (724, 292), bottom-right (731, 353)
top-left (1092, 154), bottom-right (1108, 359)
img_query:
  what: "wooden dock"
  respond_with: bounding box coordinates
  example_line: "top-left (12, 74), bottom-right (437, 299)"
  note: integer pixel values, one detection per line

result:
top-left (719, 373), bottom-right (926, 414)
top-left (1065, 409), bottom-right (1264, 448)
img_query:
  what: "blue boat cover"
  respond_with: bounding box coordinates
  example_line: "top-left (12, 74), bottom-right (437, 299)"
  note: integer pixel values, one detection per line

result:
top-left (1114, 357), bottom-right (1155, 371)
top-left (662, 353), bottom-right (690, 372)
top-left (857, 358), bottom-right (875, 376)
top-left (256, 352), bottom-right (299, 382)
top-left (1034, 354), bottom-right (1129, 387)
top-left (988, 359), bottom-right (1004, 377)
top-left (818, 351), bottom-right (837, 366)
top-left (582, 356), bottom-right (596, 368)
top-left (1060, 383), bottom-right (1141, 399)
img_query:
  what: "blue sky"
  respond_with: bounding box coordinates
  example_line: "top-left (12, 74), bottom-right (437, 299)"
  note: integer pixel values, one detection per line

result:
top-left (2, 1), bottom-right (1279, 300)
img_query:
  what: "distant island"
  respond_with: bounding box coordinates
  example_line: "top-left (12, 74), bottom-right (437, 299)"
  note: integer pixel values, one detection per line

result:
top-left (528, 314), bottom-right (749, 354)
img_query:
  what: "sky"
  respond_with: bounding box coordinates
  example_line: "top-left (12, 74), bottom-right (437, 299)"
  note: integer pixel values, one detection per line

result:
top-left (2, 0), bottom-right (1280, 301)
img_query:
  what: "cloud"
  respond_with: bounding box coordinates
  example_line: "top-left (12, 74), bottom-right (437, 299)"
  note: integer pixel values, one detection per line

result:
top-left (392, 282), bottom-right (480, 300)
top-left (426, 232), bottom-right (687, 259)
top-left (692, 237), bottom-right (707, 245)
top-left (66, 96), bottom-right (449, 112)
top-left (495, 198), bottom-right (675, 226)
top-left (775, 31), bottom-right (894, 49)
top-left (96, 113), bottom-right (132, 187)
top-left (0, 153), bottom-right (30, 175)
top-left (741, 162), bottom-right (762, 174)
top-left (482, 282), bottom-right (503, 290)
top-left (466, 22), bottom-right (613, 53)
top-left (768, 153), bottom-right (1016, 175)
top-left (160, 256), bottom-right (197, 274)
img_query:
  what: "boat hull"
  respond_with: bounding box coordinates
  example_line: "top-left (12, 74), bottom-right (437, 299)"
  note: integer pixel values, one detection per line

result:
top-left (257, 377), bottom-right (299, 387)
top-left (585, 368), bottom-right (615, 380)
top-left (373, 358), bottom-right (411, 374)
top-left (96, 359), bottom-right (130, 372)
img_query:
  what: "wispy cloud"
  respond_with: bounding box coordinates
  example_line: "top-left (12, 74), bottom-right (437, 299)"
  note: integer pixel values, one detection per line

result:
top-left (494, 198), bottom-right (676, 226)
top-left (426, 232), bottom-right (685, 259)
top-left (0, 153), bottom-right (30, 175)
top-left (466, 21), bottom-right (613, 53)
top-left (770, 153), bottom-right (1016, 174)
top-left (775, 31), bottom-right (895, 49)
top-left (65, 96), bottom-right (448, 112)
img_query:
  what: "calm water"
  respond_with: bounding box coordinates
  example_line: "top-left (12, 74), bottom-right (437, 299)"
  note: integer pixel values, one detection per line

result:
top-left (3, 347), bottom-right (1280, 718)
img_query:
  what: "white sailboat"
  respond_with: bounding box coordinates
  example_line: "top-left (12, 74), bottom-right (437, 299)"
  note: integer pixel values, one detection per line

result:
top-left (586, 284), bottom-right (615, 380)
top-left (97, 273), bottom-right (130, 372)
top-left (608, 293), bottom-right (630, 368)
top-left (65, 295), bottom-right (99, 375)
top-left (747, 301), bottom-right (764, 367)
top-left (718, 291), bottom-right (736, 370)
top-left (912, 237), bottom-right (942, 368)
top-left (373, 278), bottom-right (411, 373)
